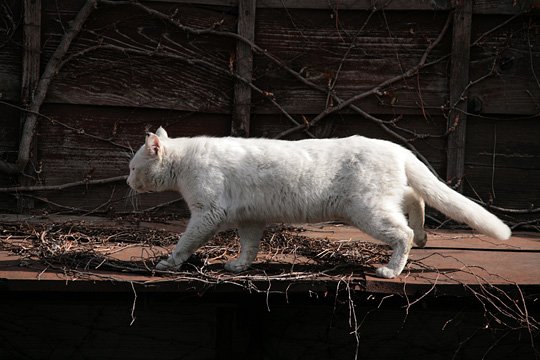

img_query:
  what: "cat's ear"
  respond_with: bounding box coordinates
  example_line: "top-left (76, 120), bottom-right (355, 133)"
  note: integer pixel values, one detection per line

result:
top-left (156, 126), bottom-right (168, 139)
top-left (145, 132), bottom-right (163, 159)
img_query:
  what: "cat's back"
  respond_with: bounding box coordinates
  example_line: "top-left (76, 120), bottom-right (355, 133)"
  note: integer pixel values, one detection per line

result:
top-left (170, 135), bottom-right (408, 168)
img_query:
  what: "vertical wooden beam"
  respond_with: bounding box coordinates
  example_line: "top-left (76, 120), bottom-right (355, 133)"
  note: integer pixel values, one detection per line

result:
top-left (18, 0), bottom-right (41, 211)
top-left (446, 0), bottom-right (472, 192)
top-left (231, 0), bottom-right (256, 137)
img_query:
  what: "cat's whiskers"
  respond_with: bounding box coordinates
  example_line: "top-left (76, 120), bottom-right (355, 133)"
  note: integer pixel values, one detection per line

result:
top-left (125, 188), bottom-right (141, 211)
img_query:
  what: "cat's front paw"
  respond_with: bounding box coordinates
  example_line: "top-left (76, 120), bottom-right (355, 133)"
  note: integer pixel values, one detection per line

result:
top-left (375, 266), bottom-right (397, 279)
top-left (155, 257), bottom-right (182, 271)
top-left (224, 260), bottom-right (250, 273)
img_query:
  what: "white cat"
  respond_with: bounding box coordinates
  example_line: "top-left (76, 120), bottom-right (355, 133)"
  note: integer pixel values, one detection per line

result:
top-left (127, 127), bottom-right (511, 278)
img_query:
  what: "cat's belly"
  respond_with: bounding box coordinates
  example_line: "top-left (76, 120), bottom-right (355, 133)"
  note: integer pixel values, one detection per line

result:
top-left (224, 193), bottom-right (349, 224)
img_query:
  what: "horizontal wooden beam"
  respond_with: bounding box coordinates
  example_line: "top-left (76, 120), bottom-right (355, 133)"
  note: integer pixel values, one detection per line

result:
top-left (141, 0), bottom-right (533, 14)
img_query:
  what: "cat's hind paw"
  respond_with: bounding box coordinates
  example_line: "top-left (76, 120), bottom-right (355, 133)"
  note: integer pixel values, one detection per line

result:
top-left (155, 257), bottom-right (182, 271)
top-left (224, 260), bottom-right (250, 273)
top-left (375, 266), bottom-right (398, 279)
top-left (413, 232), bottom-right (427, 248)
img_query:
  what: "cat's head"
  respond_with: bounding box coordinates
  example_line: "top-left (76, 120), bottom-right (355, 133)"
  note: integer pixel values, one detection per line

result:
top-left (127, 126), bottom-right (169, 193)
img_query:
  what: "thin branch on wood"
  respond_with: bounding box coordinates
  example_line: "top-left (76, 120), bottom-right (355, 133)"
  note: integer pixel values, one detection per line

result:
top-left (325, 7), bottom-right (378, 109)
top-left (471, 13), bottom-right (521, 47)
top-left (274, 12), bottom-right (453, 138)
top-left (0, 0), bottom-right (98, 175)
top-left (60, 41), bottom-right (317, 138)
top-left (0, 100), bottom-right (132, 151)
top-left (15, 194), bottom-right (90, 213)
top-left (0, 175), bottom-right (127, 193)
top-left (96, 0), bottom-right (454, 160)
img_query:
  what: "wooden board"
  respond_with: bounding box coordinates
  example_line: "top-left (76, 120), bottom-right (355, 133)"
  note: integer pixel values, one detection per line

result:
top-left (463, 117), bottom-right (540, 212)
top-left (252, 9), bottom-right (451, 115)
top-left (41, 0), bottom-right (236, 113)
top-left (141, 0), bottom-right (534, 14)
top-left (469, 14), bottom-right (540, 115)
top-left (0, 218), bottom-right (539, 291)
top-left (0, 0), bottom-right (22, 103)
top-left (0, 104), bottom-right (22, 212)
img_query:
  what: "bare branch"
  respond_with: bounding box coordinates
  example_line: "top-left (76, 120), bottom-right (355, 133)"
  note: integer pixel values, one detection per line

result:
top-left (0, 0), bottom-right (98, 175)
top-left (0, 175), bottom-right (127, 193)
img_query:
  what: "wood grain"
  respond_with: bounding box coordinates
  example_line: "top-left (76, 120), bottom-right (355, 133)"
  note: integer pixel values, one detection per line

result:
top-left (141, 0), bottom-right (532, 14)
top-left (252, 9), bottom-right (451, 115)
top-left (231, 0), bottom-right (256, 136)
top-left (42, 1), bottom-right (237, 113)
top-left (18, 0), bottom-right (42, 210)
top-left (446, 0), bottom-right (472, 190)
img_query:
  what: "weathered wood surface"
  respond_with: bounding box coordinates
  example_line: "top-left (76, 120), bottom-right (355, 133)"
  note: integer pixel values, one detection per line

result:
top-left (231, 0), bottom-right (256, 136)
top-left (463, 118), bottom-right (540, 212)
top-left (252, 9), bottom-right (451, 115)
top-left (0, 0), bottom-right (538, 220)
top-left (0, 217), bottom-right (539, 290)
top-left (1, 2), bottom-right (537, 115)
top-left (18, 0), bottom-right (42, 210)
top-left (0, 1), bottom-right (22, 102)
top-left (446, 0), bottom-right (472, 190)
top-left (141, 0), bottom-right (535, 14)
top-left (0, 105), bottom-right (21, 212)
top-left (41, 1), bottom-right (236, 113)
top-left (469, 14), bottom-right (540, 115)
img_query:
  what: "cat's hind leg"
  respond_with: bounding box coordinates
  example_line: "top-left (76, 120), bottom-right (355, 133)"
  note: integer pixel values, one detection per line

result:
top-left (224, 223), bottom-right (265, 272)
top-left (349, 206), bottom-right (414, 279)
top-left (404, 188), bottom-right (427, 248)
top-left (156, 210), bottom-right (223, 271)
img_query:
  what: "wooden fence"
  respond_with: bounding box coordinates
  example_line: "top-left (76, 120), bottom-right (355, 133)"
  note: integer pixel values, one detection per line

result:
top-left (0, 0), bottom-right (538, 227)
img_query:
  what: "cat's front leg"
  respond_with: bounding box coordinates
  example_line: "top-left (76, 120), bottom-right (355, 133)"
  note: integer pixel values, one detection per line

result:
top-left (224, 224), bottom-right (265, 272)
top-left (156, 210), bottom-right (223, 271)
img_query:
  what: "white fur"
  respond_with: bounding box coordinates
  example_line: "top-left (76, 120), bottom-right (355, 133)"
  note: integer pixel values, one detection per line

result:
top-left (127, 127), bottom-right (511, 278)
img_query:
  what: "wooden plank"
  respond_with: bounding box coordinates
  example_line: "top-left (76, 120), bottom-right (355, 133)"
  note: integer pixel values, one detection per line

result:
top-left (41, 4), bottom-right (450, 115)
top-left (468, 14), bottom-right (540, 115)
top-left (18, 0), bottom-right (41, 211)
top-left (1, 224), bottom-right (539, 289)
top-left (446, 0), bottom-right (473, 191)
top-left (0, 1), bottom-right (22, 102)
top-left (300, 224), bottom-right (540, 251)
top-left (464, 117), bottom-right (540, 171)
top-left (463, 165), bottom-right (540, 212)
top-left (36, 2), bottom-right (537, 115)
top-left (256, 0), bottom-right (450, 10)
top-left (231, 0), bottom-right (256, 136)
top-left (252, 9), bottom-right (450, 116)
top-left (472, 0), bottom-right (535, 14)
top-left (42, 1), bottom-right (236, 113)
top-left (142, 0), bottom-right (450, 10)
top-left (0, 105), bottom-right (21, 211)
top-left (463, 117), bottom-right (540, 211)
top-left (141, 0), bottom-right (532, 14)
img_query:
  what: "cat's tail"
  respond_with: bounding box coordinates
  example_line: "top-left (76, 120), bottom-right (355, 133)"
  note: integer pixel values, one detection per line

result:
top-left (405, 155), bottom-right (511, 240)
